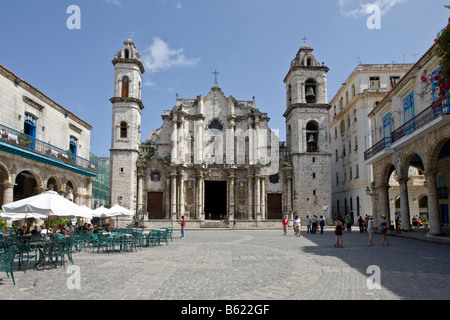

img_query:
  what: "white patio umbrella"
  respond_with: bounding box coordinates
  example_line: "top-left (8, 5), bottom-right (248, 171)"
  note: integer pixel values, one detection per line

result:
top-left (1, 191), bottom-right (91, 220)
top-left (103, 204), bottom-right (134, 229)
top-left (77, 205), bottom-right (96, 220)
top-left (103, 204), bottom-right (134, 218)
top-left (92, 206), bottom-right (108, 218)
top-left (0, 212), bottom-right (47, 221)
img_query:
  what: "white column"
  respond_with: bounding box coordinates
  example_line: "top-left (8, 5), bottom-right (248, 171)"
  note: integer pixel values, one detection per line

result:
top-left (260, 176), bottom-right (266, 220)
top-left (247, 174), bottom-right (253, 220)
top-left (179, 169), bottom-right (186, 219)
top-left (171, 171), bottom-right (177, 221)
top-left (255, 175), bottom-right (261, 221)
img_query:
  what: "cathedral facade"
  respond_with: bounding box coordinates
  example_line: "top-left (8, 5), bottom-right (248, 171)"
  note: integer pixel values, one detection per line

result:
top-left (109, 39), bottom-right (332, 228)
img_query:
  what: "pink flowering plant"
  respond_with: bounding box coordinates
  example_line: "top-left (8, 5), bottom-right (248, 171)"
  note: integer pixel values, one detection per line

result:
top-left (422, 8), bottom-right (450, 111)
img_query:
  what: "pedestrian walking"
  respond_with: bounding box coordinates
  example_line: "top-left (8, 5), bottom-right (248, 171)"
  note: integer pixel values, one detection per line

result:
top-left (334, 216), bottom-right (343, 247)
top-left (364, 214), bottom-right (369, 232)
top-left (367, 216), bottom-right (374, 246)
top-left (311, 215), bottom-right (317, 234)
top-left (282, 216), bottom-right (289, 236)
top-left (380, 216), bottom-right (390, 246)
top-left (293, 216), bottom-right (301, 237)
top-left (180, 216), bottom-right (186, 238)
top-left (306, 215), bottom-right (311, 234)
top-left (233, 218), bottom-right (237, 229)
top-left (319, 216), bottom-right (325, 234)
top-left (345, 215), bottom-right (352, 233)
top-left (358, 216), bottom-right (364, 233)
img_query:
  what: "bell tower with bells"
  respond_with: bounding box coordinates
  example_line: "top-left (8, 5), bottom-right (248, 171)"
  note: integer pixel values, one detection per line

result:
top-left (109, 37), bottom-right (145, 216)
top-left (283, 39), bottom-right (332, 219)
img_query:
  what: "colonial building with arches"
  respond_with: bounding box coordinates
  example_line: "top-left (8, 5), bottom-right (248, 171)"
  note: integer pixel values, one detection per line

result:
top-left (109, 39), bottom-right (332, 228)
top-left (329, 64), bottom-right (413, 223)
top-left (0, 65), bottom-right (97, 210)
top-left (365, 43), bottom-right (450, 236)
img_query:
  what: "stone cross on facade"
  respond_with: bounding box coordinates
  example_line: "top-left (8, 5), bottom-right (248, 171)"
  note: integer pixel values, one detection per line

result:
top-left (212, 69), bottom-right (220, 85)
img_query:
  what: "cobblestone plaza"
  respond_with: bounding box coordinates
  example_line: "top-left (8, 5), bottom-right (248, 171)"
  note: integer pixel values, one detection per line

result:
top-left (1, 228), bottom-right (449, 301)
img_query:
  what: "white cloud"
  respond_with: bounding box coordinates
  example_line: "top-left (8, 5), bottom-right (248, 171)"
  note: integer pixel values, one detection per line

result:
top-left (142, 36), bottom-right (200, 73)
top-left (143, 79), bottom-right (157, 88)
top-left (338, 0), bottom-right (407, 17)
top-left (176, 1), bottom-right (182, 9)
top-left (103, 0), bottom-right (122, 7)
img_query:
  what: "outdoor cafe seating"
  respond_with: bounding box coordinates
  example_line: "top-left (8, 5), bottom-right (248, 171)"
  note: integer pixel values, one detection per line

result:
top-left (0, 226), bottom-right (174, 285)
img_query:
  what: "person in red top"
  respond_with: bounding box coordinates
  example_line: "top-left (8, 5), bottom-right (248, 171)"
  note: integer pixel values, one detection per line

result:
top-left (180, 216), bottom-right (186, 238)
top-left (282, 216), bottom-right (289, 236)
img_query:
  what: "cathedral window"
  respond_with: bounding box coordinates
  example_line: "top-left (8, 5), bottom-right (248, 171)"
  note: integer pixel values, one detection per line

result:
top-left (125, 49), bottom-right (130, 59)
top-left (122, 76), bottom-right (129, 98)
top-left (120, 121), bottom-right (128, 138)
top-left (208, 119), bottom-right (224, 132)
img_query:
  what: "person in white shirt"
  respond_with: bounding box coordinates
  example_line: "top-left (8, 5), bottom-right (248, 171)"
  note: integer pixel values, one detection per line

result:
top-left (293, 216), bottom-right (301, 237)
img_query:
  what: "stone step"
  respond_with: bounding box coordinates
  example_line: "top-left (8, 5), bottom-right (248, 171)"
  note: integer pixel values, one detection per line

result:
top-left (201, 221), bottom-right (230, 228)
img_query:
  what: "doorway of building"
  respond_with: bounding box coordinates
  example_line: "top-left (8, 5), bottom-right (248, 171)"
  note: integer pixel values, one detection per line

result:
top-left (148, 192), bottom-right (164, 219)
top-left (267, 193), bottom-right (282, 220)
top-left (204, 181), bottom-right (227, 220)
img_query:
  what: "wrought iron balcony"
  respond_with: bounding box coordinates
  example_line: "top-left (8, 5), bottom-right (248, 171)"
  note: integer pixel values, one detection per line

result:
top-left (365, 103), bottom-right (450, 161)
top-left (0, 123), bottom-right (98, 175)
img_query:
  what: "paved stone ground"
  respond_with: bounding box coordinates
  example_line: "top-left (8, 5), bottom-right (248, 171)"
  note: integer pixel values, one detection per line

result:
top-left (1, 228), bottom-right (450, 301)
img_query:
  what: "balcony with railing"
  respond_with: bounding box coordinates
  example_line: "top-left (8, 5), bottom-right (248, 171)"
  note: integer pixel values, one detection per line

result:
top-left (365, 102), bottom-right (450, 162)
top-left (0, 123), bottom-right (98, 176)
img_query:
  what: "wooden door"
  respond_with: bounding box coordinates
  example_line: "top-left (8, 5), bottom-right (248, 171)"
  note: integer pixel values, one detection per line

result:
top-left (147, 192), bottom-right (163, 219)
top-left (267, 193), bottom-right (282, 220)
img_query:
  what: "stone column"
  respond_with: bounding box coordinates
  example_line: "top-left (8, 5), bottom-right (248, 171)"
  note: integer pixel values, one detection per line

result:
top-left (171, 171), bottom-right (177, 221)
top-left (200, 175), bottom-right (205, 221)
top-left (179, 169), bottom-right (185, 219)
top-left (255, 175), bottom-right (261, 221)
top-left (373, 185), bottom-right (389, 228)
top-left (227, 119), bottom-right (235, 165)
top-left (228, 171), bottom-right (235, 222)
top-left (196, 170), bottom-right (204, 220)
top-left (397, 176), bottom-right (411, 231)
top-left (247, 174), bottom-right (253, 220)
top-left (2, 183), bottom-right (15, 207)
top-left (172, 117), bottom-right (178, 164)
top-left (260, 176), bottom-right (265, 220)
top-left (165, 175), bottom-right (171, 219)
top-left (424, 170), bottom-right (442, 236)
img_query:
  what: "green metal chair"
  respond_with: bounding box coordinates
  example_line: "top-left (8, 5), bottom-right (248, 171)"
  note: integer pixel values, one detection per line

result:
top-left (61, 237), bottom-right (74, 265)
top-left (0, 247), bottom-right (18, 285)
top-left (14, 238), bottom-right (38, 272)
top-left (159, 229), bottom-right (169, 246)
top-left (36, 242), bottom-right (58, 270)
top-left (166, 227), bottom-right (173, 242)
top-left (145, 230), bottom-right (161, 247)
top-left (96, 233), bottom-right (111, 253)
top-left (131, 231), bottom-right (144, 251)
top-left (87, 233), bottom-right (99, 251)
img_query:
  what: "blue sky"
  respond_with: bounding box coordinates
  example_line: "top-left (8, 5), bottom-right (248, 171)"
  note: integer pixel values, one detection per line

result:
top-left (0, 0), bottom-right (448, 158)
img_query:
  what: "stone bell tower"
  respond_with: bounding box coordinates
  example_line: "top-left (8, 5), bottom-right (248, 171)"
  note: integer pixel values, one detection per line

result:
top-left (283, 41), bottom-right (332, 222)
top-left (109, 38), bottom-right (145, 213)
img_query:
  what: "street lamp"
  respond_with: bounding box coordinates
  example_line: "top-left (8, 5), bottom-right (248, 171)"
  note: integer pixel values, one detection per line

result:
top-left (366, 186), bottom-right (378, 197)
